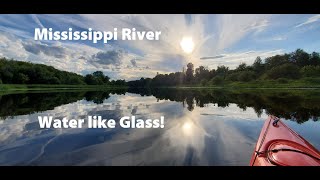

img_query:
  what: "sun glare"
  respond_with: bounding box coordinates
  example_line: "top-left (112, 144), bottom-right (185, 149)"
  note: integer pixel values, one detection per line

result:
top-left (180, 37), bottom-right (194, 54)
top-left (182, 121), bottom-right (193, 136)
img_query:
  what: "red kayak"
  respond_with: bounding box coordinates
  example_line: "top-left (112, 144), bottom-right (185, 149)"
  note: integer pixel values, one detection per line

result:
top-left (250, 116), bottom-right (320, 166)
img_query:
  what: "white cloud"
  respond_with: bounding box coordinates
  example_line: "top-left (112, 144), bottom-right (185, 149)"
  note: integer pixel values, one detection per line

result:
top-left (0, 33), bottom-right (28, 60)
top-left (295, 14), bottom-right (320, 28)
top-left (245, 19), bottom-right (269, 32)
top-left (30, 14), bottom-right (44, 28)
top-left (210, 15), bottom-right (271, 53)
top-left (0, 14), bottom-right (283, 80)
top-left (271, 36), bottom-right (286, 41)
top-left (0, 32), bottom-right (102, 74)
top-left (77, 14), bottom-right (277, 78)
top-left (257, 35), bottom-right (287, 42)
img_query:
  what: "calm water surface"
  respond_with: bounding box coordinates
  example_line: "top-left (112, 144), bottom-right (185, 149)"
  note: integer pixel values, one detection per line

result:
top-left (0, 89), bottom-right (319, 165)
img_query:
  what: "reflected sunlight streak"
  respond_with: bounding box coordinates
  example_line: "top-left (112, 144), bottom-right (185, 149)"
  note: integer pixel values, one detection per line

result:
top-left (182, 121), bottom-right (194, 136)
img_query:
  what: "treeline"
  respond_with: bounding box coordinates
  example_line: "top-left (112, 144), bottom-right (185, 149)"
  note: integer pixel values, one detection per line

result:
top-left (128, 49), bottom-right (320, 87)
top-left (2, 48), bottom-right (320, 87)
top-left (0, 58), bottom-right (126, 86)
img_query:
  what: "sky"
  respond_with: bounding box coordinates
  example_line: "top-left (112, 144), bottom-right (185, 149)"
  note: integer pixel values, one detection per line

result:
top-left (0, 14), bottom-right (319, 80)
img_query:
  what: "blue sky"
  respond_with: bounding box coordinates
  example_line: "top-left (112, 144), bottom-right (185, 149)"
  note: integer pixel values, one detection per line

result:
top-left (0, 14), bottom-right (319, 80)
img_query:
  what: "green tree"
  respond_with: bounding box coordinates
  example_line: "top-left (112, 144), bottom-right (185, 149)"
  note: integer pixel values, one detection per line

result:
top-left (237, 71), bottom-right (256, 82)
top-left (92, 71), bottom-right (104, 77)
top-left (310, 52), bottom-right (320, 66)
top-left (200, 79), bottom-right (208, 86)
top-left (300, 65), bottom-right (320, 77)
top-left (186, 63), bottom-right (194, 83)
top-left (210, 76), bottom-right (224, 85)
top-left (0, 58), bottom-right (115, 85)
top-left (265, 54), bottom-right (290, 70)
top-left (216, 65), bottom-right (229, 78)
top-left (226, 72), bottom-right (238, 81)
top-left (209, 69), bottom-right (216, 79)
top-left (226, 71), bottom-right (256, 82)
top-left (16, 73), bottom-right (29, 84)
top-left (104, 75), bottom-right (110, 84)
top-left (92, 71), bottom-right (105, 84)
top-left (252, 56), bottom-right (264, 74)
top-left (67, 76), bottom-right (84, 85)
top-left (0, 65), bottom-right (13, 83)
top-left (84, 74), bottom-right (98, 85)
top-left (112, 79), bottom-right (126, 86)
top-left (195, 66), bottom-right (210, 82)
top-left (235, 63), bottom-right (247, 72)
top-left (290, 49), bottom-right (310, 67)
top-left (174, 72), bottom-right (185, 85)
top-left (266, 63), bottom-right (301, 79)
top-left (50, 77), bottom-right (61, 84)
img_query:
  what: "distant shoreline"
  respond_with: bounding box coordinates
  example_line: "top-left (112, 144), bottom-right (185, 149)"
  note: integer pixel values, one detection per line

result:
top-left (1, 83), bottom-right (320, 92)
top-left (0, 84), bottom-right (127, 92)
top-left (172, 86), bottom-right (320, 90)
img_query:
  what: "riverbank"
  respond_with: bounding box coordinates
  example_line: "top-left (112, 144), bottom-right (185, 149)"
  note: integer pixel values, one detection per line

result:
top-left (169, 78), bottom-right (320, 89)
top-left (0, 84), bottom-right (127, 92)
top-left (1, 77), bottom-right (320, 92)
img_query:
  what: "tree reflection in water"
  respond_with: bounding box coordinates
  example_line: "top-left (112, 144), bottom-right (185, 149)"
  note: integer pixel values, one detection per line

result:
top-left (128, 88), bottom-right (320, 124)
top-left (0, 88), bottom-right (319, 124)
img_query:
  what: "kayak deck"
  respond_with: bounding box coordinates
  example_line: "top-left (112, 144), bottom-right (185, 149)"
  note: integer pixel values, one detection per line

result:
top-left (250, 116), bottom-right (320, 166)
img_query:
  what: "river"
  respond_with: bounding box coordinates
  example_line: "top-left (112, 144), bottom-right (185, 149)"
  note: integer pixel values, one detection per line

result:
top-left (0, 88), bottom-right (319, 165)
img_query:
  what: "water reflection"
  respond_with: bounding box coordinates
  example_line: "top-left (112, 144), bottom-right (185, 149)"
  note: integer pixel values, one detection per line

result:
top-left (0, 89), bottom-right (127, 119)
top-left (127, 88), bottom-right (320, 123)
top-left (0, 88), bottom-right (319, 165)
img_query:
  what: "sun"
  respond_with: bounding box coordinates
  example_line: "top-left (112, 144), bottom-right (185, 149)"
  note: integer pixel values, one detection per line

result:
top-left (180, 37), bottom-right (194, 54)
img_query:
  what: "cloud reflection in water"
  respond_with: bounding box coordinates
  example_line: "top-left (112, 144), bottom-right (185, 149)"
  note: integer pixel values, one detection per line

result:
top-left (0, 91), bottom-right (319, 165)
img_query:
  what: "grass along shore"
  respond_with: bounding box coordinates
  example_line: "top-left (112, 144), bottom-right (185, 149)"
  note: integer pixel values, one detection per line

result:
top-left (0, 84), bottom-right (128, 91)
top-left (155, 77), bottom-right (320, 89)
top-left (1, 77), bottom-right (320, 91)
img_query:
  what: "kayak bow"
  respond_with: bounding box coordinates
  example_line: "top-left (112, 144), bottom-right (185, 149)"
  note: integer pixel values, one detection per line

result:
top-left (250, 116), bottom-right (320, 166)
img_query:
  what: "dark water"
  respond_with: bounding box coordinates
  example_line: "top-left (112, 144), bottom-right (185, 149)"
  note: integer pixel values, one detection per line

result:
top-left (0, 88), bottom-right (319, 165)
